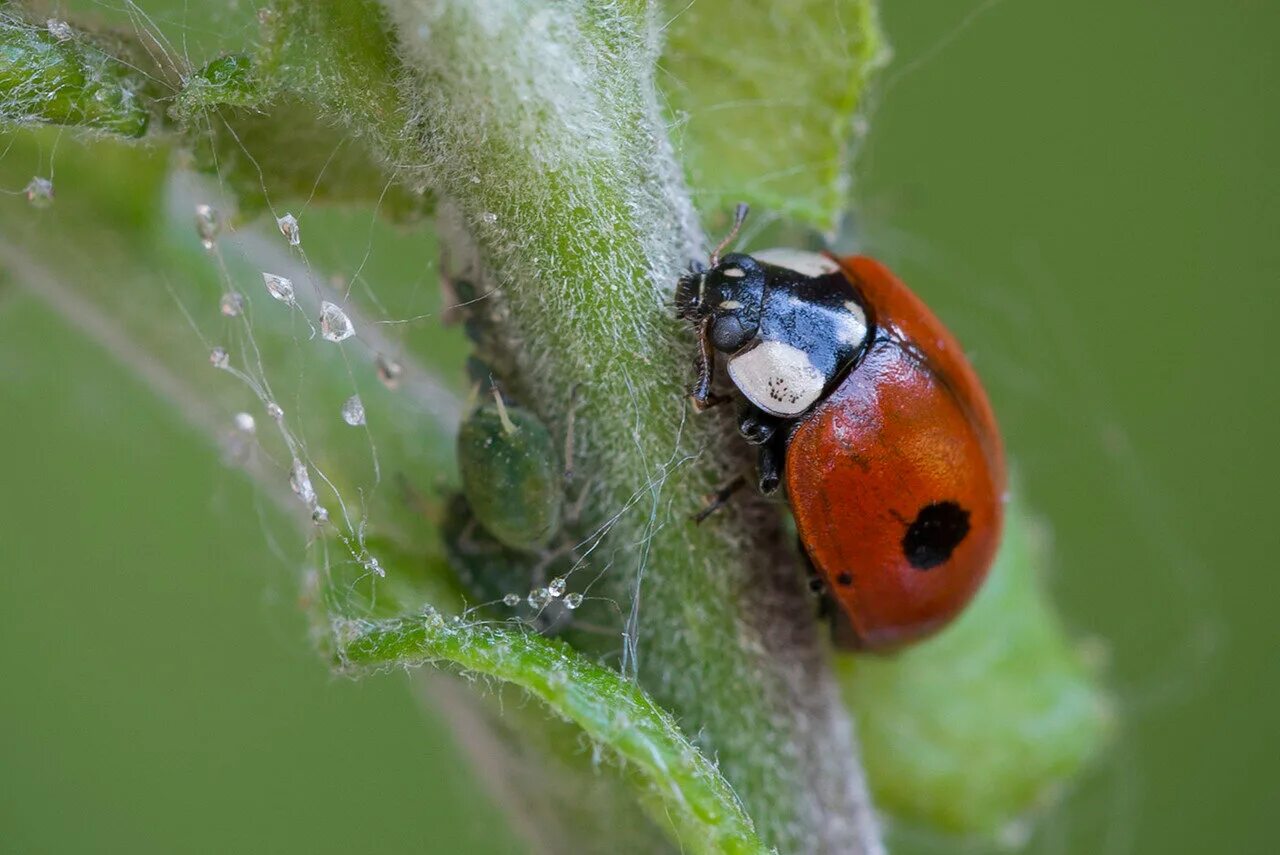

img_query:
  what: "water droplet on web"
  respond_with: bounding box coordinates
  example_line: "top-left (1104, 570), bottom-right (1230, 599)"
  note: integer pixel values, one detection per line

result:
top-left (209, 346), bottom-right (229, 369)
top-left (46, 19), bottom-right (73, 40)
top-left (311, 505), bottom-right (329, 525)
top-left (234, 412), bottom-right (256, 433)
top-left (527, 588), bottom-right (551, 609)
top-left (266, 401), bottom-right (284, 421)
top-left (289, 458), bottom-right (316, 505)
top-left (376, 355), bottom-right (403, 390)
top-left (548, 576), bottom-right (567, 598)
top-left (319, 301), bottom-right (355, 342)
top-left (277, 213), bottom-right (301, 246)
top-left (219, 291), bottom-right (245, 317)
top-left (502, 593), bottom-right (521, 608)
top-left (341, 395), bottom-right (366, 426)
top-left (25, 177), bottom-right (53, 208)
top-left (564, 592), bottom-right (583, 610)
top-left (194, 204), bottom-right (219, 249)
top-left (480, 211), bottom-right (498, 225)
top-left (261, 272), bottom-right (295, 304)
top-left (362, 554), bottom-right (385, 577)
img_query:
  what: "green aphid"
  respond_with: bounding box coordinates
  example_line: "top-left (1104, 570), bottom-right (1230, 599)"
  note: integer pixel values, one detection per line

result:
top-left (457, 397), bottom-right (563, 552)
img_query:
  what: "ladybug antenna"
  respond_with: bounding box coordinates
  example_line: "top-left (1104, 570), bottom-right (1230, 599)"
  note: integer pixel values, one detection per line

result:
top-left (709, 202), bottom-right (750, 267)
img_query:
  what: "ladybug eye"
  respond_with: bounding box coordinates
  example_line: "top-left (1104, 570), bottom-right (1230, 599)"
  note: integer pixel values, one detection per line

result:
top-left (711, 314), bottom-right (751, 351)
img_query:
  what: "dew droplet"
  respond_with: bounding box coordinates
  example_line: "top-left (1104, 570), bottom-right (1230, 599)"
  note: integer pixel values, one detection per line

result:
top-left (319, 301), bottom-right (355, 342)
top-left (311, 505), bottom-right (330, 524)
top-left (233, 412), bottom-right (256, 433)
top-left (261, 272), bottom-right (295, 304)
top-left (219, 291), bottom-right (245, 317)
top-left (375, 355), bottom-right (403, 390)
top-left (266, 401), bottom-right (284, 421)
top-left (362, 554), bottom-right (385, 577)
top-left (46, 19), bottom-right (73, 40)
top-left (209, 346), bottom-right (229, 369)
top-left (25, 177), bottom-right (53, 208)
top-left (564, 592), bottom-right (583, 610)
top-left (502, 593), bottom-right (521, 608)
top-left (340, 394), bottom-right (366, 426)
top-left (480, 211), bottom-right (498, 225)
top-left (277, 213), bottom-right (300, 246)
top-left (527, 588), bottom-right (551, 609)
top-left (548, 576), bottom-right (567, 598)
top-left (289, 458), bottom-right (316, 505)
top-left (194, 204), bottom-right (219, 249)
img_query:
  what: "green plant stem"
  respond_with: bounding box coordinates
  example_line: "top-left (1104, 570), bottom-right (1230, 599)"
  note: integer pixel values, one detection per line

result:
top-left (379, 3), bottom-right (880, 851)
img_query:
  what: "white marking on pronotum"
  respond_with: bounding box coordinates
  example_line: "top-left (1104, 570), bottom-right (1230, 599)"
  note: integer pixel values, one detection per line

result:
top-left (728, 341), bottom-right (826, 417)
top-left (837, 301), bottom-right (869, 346)
top-left (719, 299), bottom-right (743, 310)
top-left (722, 266), bottom-right (746, 278)
top-left (753, 248), bottom-right (840, 278)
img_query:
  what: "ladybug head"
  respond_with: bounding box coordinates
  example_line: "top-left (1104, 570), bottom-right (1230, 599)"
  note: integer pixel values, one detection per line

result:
top-left (674, 204), bottom-right (762, 351)
top-left (675, 253), bottom-right (766, 348)
top-left (701, 253), bottom-right (766, 351)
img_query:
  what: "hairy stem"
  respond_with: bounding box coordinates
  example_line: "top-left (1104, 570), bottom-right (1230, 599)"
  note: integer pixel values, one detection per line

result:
top-left (380, 2), bottom-right (880, 850)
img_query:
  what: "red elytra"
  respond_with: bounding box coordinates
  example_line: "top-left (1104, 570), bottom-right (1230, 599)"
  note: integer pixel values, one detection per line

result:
top-left (785, 255), bottom-right (1006, 650)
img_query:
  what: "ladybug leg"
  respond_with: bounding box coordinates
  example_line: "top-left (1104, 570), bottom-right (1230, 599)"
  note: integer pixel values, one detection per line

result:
top-left (693, 474), bottom-right (747, 524)
top-left (690, 316), bottom-right (731, 411)
top-left (757, 433), bottom-right (786, 494)
top-left (738, 403), bottom-right (781, 445)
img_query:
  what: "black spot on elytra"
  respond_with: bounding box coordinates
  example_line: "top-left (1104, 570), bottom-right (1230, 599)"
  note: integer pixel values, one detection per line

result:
top-left (902, 501), bottom-right (970, 570)
top-left (835, 572), bottom-right (853, 587)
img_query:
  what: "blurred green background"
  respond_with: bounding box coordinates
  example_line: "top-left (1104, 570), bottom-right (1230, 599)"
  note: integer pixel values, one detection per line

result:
top-left (1, 1), bottom-right (1276, 853)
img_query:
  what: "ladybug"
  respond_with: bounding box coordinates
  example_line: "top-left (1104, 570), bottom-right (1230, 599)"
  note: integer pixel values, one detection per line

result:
top-left (676, 206), bottom-right (1006, 651)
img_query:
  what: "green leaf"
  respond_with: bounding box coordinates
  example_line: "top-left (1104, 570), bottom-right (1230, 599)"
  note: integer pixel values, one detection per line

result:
top-left (172, 53), bottom-right (258, 119)
top-left (175, 5), bottom-right (432, 220)
top-left (661, 0), bottom-right (889, 231)
top-left (0, 12), bottom-right (152, 137)
top-left (335, 613), bottom-right (769, 855)
top-left (258, 0), bottom-right (410, 148)
top-left (841, 498), bottom-right (1113, 836)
